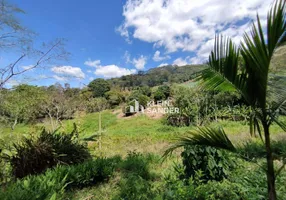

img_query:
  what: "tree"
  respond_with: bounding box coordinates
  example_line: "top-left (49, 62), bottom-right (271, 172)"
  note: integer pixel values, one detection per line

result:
top-left (88, 78), bottom-right (111, 97)
top-left (0, 84), bottom-right (45, 130)
top-left (42, 84), bottom-right (78, 130)
top-left (156, 85), bottom-right (170, 99)
top-left (165, 1), bottom-right (285, 199)
top-left (0, 1), bottom-right (68, 89)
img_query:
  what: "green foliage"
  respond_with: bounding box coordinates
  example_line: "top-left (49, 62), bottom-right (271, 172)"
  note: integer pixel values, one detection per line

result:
top-left (114, 175), bottom-right (158, 200)
top-left (128, 90), bottom-right (150, 107)
top-left (0, 157), bottom-right (118, 200)
top-left (105, 90), bottom-right (124, 107)
top-left (139, 86), bottom-right (152, 97)
top-left (107, 65), bottom-right (206, 88)
top-left (153, 89), bottom-right (166, 102)
top-left (0, 85), bottom-right (46, 126)
top-left (115, 152), bottom-right (158, 200)
top-left (181, 145), bottom-right (235, 182)
top-left (85, 97), bottom-right (109, 113)
top-left (237, 139), bottom-right (286, 161)
top-left (120, 152), bottom-right (154, 180)
top-left (88, 78), bottom-right (111, 97)
top-left (6, 125), bottom-right (91, 178)
top-left (157, 85), bottom-right (171, 99)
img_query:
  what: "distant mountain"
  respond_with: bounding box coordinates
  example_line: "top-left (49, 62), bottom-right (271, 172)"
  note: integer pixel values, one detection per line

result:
top-left (107, 64), bottom-right (207, 88)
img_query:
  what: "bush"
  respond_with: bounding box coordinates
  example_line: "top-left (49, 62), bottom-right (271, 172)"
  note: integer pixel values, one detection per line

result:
top-left (0, 157), bottom-right (118, 200)
top-left (153, 90), bottom-right (166, 102)
top-left (85, 97), bottom-right (108, 113)
top-left (181, 145), bottom-right (235, 183)
top-left (120, 151), bottom-right (154, 180)
top-left (115, 152), bottom-right (158, 200)
top-left (237, 139), bottom-right (286, 161)
top-left (115, 175), bottom-right (157, 200)
top-left (165, 114), bottom-right (190, 127)
top-left (7, 125), bottom-right (91, 178)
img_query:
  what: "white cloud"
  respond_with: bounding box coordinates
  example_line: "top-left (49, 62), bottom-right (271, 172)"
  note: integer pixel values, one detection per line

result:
top-left (51, 66), bottom-right (85, 79)
top-left (84, 58), bottom-right (137, 78)
top-left (189, 57), bottom-right (204, 65)
top-left (6, 79), bottom-right (21, 87)
top-left (124, 51), bottom-right (131, 63)
top-left (53, 75), bottom-right (68, 82)
top-left (84, 59), bottom-right (101, 67)
top-left (173, 57), bottom-right (190, 66)
top-left (95, 65), bottom-right (136, 78)
top-left (158, 63), bottom-right (169, 67)
top-left (153, 51), bottom-right (171, 62)
top-left (118, 0), bottom-right (272, 55)
top-left (87, 70), bottom-right (92, 73)
top-left (89, 77), bottom-right (94, 81)
top-left (124, 51), bottom-right (148, 70)
top-left (132, 55), bottom-right (147, 70)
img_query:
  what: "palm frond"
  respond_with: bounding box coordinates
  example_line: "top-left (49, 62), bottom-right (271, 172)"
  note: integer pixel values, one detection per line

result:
top-left (240, 0), bottom-right (286, 109)
top-left (163, 127), bottom-right (236, 158)
top-left (199, 35), bottom-right (252, 104)
top-left (267, 0), bottom-right (286, 54)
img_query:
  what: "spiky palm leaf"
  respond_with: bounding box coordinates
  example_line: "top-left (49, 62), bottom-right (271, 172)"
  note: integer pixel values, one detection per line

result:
top-left (165, 0), bottom-right (285, 170)
top-left (163, 127), bottom-right (236, 158)
top-left (200, 0), bottom-right (286, 130)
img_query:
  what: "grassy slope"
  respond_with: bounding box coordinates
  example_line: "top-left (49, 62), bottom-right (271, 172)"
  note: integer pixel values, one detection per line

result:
top-left (1, 111), bottom-right (285, 199)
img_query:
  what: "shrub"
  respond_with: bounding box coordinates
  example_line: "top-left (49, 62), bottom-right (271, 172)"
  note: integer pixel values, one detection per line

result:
top-left (181, 145), bottom-right (235, 183)
top-left (85, 97), bottom-right (109, 113)
top-left (165, 114), bottom-right (190, 127)
top-left (153, 90), bottom-right (166, 102)
top-left (7, 125), bottom-right (91, 178)
top-left (237, 139), bottom-right (286, 161)
top-left (115, 175), bottom-right (158, 200)
top-left (0, 157), bottom-right (119, 200)
top-left (120, 151), bottom-right (154, 180)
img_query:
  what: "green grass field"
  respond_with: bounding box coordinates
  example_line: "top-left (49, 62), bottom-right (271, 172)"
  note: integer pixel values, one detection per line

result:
top-left (1, 111), bottom-right (286, 199)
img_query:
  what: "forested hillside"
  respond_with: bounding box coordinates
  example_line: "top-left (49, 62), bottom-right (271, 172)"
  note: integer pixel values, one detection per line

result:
top-left (107, 64), bottom-right (206, 88)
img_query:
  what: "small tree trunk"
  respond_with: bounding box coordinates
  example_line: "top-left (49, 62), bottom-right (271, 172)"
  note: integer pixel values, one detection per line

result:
top-left (98, 112), bottom-right (102, 150)
top-left (263, 121), bottom-right (277, 200)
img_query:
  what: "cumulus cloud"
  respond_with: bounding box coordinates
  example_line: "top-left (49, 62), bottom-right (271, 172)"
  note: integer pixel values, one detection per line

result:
top-left (51, 66), bottom-right (85, 79)
top-left (118, 0), bottom-right (272, 57)
top-left (158, 63), bottom-right (169, 67)
top-left (132, 55), bottom-right (147, 70)
top-left (173, 57), bottom-right (190, 66)
top-left (153, 51), bottom-right (171, 62)
top-left (84, 58), bottom-right (137, 78)
top-left (124, 51), bottom-right (148, 70)
top-left (53, 75), bottom-right (68, 82)
top-left (95, 65), bottom-right (136, 78)
top-left (84, 59), bottom-right (101, 67)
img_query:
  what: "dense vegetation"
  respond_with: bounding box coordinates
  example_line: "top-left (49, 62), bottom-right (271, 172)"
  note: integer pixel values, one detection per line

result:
top-left (0, 0), bottom-right (285, 199)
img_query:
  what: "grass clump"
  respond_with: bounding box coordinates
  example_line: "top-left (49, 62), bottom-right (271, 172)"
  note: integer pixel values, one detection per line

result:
top-left (5, 124), bottom-right (91, 178)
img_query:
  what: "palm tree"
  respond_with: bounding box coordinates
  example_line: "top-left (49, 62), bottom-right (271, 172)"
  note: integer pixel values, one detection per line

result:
top-left (164, 1), bottom-right (285, 199)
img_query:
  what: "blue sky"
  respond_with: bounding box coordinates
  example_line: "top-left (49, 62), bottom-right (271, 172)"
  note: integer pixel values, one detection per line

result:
top-left (3, 0), bottom-right (272, 87)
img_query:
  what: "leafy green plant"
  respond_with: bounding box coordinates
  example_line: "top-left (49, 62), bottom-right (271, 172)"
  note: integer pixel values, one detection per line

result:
top-left (165, 1), bottom-right (286, 198)
top-left (181, 145), bottom-right (235, 183)
top-left (120, 151), bottom-right (154, 180)
top-left (0, 157), bottom-right (118, 200)
top-left (114, 175), bottom-right (158, 200)
top-left (5, 124), bottom-right (91, 178)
